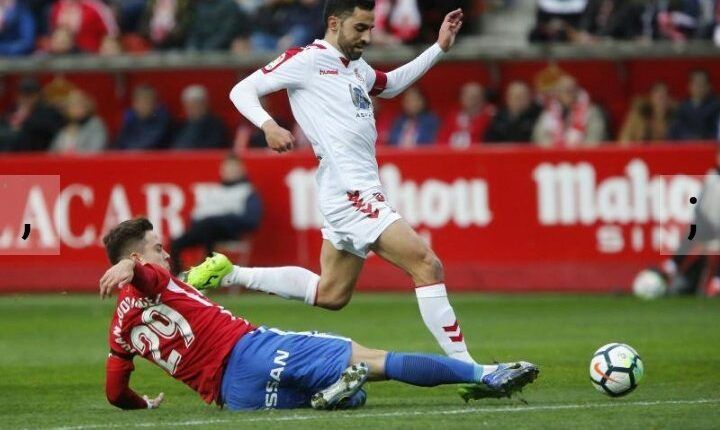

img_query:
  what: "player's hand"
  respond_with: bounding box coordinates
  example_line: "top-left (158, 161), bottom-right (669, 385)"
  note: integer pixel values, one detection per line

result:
top-left (143, 392), bottom-right (164, 409)
top-left (437, 8), bottom-right (463, 52)
top-left (262, 120), bottom-right (295, 153)
top-left (99, 258), bottom-right (135, 299)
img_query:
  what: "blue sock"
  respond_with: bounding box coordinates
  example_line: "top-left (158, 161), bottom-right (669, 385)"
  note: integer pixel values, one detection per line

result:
top-left (384, 352), bottom-right (484, 387)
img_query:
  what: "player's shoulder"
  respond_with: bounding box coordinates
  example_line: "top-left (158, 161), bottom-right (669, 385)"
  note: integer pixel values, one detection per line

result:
top-left (261, 42), bottom-right (326, 74)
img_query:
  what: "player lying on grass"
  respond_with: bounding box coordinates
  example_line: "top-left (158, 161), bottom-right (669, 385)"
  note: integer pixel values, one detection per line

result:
top-left (99, 218), bottom-right (539, 410)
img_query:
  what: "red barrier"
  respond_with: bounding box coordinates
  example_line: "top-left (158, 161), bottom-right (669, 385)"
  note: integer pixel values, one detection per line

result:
top-left (0, 144), bottom-right (713, 293)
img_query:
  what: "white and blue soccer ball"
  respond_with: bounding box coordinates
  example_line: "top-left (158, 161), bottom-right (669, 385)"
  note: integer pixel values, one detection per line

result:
top-left (632, 269), bottom-right (667, 300)
top-left (589, 343), bottom-right (644, 397)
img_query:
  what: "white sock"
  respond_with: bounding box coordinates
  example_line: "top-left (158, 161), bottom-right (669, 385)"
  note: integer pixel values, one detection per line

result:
top-left (222, 266), bottom-right (319, 305)
top-left (415, 283), bottom-right (476, 364)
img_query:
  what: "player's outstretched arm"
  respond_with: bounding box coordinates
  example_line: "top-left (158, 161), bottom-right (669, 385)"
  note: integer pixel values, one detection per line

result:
top-left (106, 354), bottom-right (165, 410)
top-left (373, 9), bottom-right (463, 99)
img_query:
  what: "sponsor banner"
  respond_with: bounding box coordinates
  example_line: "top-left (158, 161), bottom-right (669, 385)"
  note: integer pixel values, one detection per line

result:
top-left (0, 175), bottom-right (60, 255)
top-left (0, 145), bottom-right (712, 292)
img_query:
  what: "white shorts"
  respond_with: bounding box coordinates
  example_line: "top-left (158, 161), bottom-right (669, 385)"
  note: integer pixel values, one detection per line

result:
top-left (320, 188), bottom-right (402, 259)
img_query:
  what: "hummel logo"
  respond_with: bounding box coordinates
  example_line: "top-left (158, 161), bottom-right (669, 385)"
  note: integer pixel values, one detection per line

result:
top-left (320, 69), bottom-right (339, 75)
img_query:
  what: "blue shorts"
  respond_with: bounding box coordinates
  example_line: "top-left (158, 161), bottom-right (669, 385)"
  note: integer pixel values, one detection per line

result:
top-left (220, 326), bottom-right (352, 410)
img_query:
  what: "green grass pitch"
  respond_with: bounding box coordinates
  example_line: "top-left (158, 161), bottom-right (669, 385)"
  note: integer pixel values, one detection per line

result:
top-left (1, 293), bottom-right (718, 430)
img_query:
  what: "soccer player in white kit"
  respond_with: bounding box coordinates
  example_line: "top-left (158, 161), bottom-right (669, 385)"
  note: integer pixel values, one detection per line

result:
top-left (225, 0), bottom-right (479, 365)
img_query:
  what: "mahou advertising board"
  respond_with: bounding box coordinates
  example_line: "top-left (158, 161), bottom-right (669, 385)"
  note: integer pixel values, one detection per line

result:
top-left (0, 144), bottom-right (712, 293)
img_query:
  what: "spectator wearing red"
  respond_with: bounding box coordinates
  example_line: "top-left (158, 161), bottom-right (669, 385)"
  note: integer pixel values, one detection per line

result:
top-left (532, 75), bottom-right (607, 147)
top-left (49, 0), bottom-right (119, 53)
top-left (438, 82), bottom-right (495, 148)
top-left (373, 0), bottom-right (421, 46)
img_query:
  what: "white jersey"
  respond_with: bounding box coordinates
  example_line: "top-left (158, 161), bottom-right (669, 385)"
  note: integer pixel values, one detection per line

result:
top-left (254, 40), bottom-right (386, 194)
top-left (230, 39), bottom-right (444, 199)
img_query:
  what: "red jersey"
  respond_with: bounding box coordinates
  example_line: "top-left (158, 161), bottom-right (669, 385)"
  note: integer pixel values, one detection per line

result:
top-left (50, 0), bottom-right (118, 53)
top-left (105, 263), bottom-right (254, 408)
top-left (438, 106), bottom-right (496, 148)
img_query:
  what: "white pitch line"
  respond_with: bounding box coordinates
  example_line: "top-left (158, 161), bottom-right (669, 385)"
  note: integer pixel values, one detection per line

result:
top-left (37, 398), bottom-right (720, 430)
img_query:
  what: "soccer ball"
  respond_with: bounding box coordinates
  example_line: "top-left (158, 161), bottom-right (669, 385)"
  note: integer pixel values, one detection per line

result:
top-left (632, 269), bottom-right (667, 300)
top-left (589, 343), bottom-right (644, 397)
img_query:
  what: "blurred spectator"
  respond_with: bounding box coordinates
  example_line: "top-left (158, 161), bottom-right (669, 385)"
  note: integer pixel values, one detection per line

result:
top-left (711, 0), bottom-right (720, 46)
top-left (186, 0), bottom-right (243, 51)
top-left (669, 69), bottom-right (720, 140)
top-left (533, 75), bottom-right (607, 147)
top-left (115, 85), bottom-right (172, 150)
top-left (170, 153), bottom-right (262, 273)
top-left (656, 0), bottom-right (702, 42)
top-left (389, 86), bottom-right (440, 147)
top-left (373, 0), bottom-right (421, 46)
top-left (49, 0), bottom-right (119, 53)
top-left (172, 84), bottom-right (228, 149)
top-left (529, 0), bottom-right (589, 42)
top-left (26, 0), bottom-right (54, 36)
top-left (0, 0), bottom-right (37, 56)
top-left (0, 77), bottom-right (64, 152)
top-left (139, 0), bottom-right (191, 50)
top-left (98, 34), bottom-right (122, 55)
top-left (50, 89), bottom-right (108, 153)
top-left (576, 0), bottom-right (650, 42)
top-left (249, 0), bottom-right (321, 52)
top-left (42, 75), bottom-right (78, 108)
top-left (107, 0), bottom-right (147, 33)
top-left (437, 82), bottom-right (495, 148)
top-left (48, 25), bottom-right (76, 54)
top-left (619, 82), bottom-right (676, 145)
top-left (485, 81), bottom-right (542, 144)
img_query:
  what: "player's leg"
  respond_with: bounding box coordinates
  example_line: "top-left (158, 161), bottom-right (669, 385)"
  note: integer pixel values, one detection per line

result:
top-left (190, 240), bottom-right (364, 309)
top-left (313, 239), bottom-right (365, 309)
top-left (314, 341), bottom-right (539, 403)
top-left (370, 219), bottom-right (476, 363)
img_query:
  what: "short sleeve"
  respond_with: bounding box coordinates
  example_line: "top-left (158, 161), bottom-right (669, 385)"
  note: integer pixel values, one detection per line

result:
top-left (254, 47), bottom-right (314, 94)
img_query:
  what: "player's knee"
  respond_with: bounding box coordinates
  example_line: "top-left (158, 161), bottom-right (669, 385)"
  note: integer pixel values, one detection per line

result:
top-left (320, 293), bottom-right (351, 310)
top-left (316, 284), bottom-right (352, 310)
top-left (414, 251), bottom-right (444, 283)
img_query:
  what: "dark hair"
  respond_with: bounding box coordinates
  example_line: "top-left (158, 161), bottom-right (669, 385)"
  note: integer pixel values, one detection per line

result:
top-left (103, 218), bottom-right (153, 264)
top-left (323, 0), bottom-right (375, 27)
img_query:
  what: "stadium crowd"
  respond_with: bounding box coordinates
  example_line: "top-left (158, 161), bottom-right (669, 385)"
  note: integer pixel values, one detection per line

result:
top-left (0, 0), bottom-right (478, 56)
top-left (0, 66), bottom-right (718, 153)
top-left (1, 0), bottom-right (719, 152)
top-left (528, 0), bottom-right (720, 45)
top-left (3, 1), bottom-right (719, 58)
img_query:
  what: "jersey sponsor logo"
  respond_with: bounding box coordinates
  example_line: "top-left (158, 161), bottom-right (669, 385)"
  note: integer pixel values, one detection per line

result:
top-left (349, 84), bottom-right (371, 111)
top-left (265, 349), bottom-right (290, 408)
top-left (320, 68), bottom-right (339, 76)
